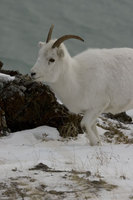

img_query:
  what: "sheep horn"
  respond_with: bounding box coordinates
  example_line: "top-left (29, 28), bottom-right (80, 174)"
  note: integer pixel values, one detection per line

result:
top-left (52, 35), bottom-right (84, 48)
top-left (46, 24), bottom-right (54, 43)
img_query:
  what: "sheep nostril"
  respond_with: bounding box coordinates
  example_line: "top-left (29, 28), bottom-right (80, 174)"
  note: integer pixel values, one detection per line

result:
top-left (31, 72), bottom-right (36, 77)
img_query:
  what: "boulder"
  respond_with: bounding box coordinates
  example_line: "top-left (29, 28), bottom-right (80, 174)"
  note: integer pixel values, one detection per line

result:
top-left (0, 67), bottom-right (82, 137)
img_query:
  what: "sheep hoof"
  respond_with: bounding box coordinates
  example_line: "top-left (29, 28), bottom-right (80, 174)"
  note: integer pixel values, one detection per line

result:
top-left (97, 140), bottom-right (102, 146)
top-left (89, 139), bottom-right (102, 146)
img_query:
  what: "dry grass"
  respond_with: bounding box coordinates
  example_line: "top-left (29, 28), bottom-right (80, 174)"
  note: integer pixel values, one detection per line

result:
top-left (97, 115), bottom-right (133, 144)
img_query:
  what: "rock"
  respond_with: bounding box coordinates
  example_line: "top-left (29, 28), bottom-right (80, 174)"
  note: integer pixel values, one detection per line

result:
top-left (103, 112), bottom-right (132, 124)
top-left (0, 107), bottom-right (10, 136)
top-left (0, 61), bottom-right (3, 69)
top-left (0, 69), bottom-right (83, 137)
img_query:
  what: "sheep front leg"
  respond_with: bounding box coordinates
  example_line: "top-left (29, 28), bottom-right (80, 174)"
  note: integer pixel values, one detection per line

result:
top-left (92, 124), bottom-right (101, 144)
top-left (81, 111), bottom-right (101, 146)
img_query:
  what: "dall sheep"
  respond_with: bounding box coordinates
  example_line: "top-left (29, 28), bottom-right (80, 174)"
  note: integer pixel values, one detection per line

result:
top-left (31, 25), bottom-right (133, 145)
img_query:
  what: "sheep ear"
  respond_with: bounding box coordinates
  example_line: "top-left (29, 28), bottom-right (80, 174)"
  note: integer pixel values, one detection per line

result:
top-left (57, 48), bottom-right (64, 58)
top-left (38, 41), bottom-right (44, 48)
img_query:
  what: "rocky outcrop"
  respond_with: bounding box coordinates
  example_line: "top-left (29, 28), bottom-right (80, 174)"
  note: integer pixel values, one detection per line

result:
top-left (0, 67), bottom-right (82, 137)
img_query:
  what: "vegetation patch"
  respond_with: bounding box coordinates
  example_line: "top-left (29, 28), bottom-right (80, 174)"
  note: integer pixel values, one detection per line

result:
top-left (97, 115), bottom-right (133, 144)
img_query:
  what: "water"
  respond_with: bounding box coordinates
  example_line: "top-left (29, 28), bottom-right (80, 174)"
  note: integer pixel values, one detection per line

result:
top-left (1, 0), bottom-right (133, 74)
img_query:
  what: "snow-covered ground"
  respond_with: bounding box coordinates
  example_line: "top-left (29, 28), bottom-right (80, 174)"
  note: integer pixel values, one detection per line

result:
top-left (0, 72), bottom-right (133, 199)
top-left (0, 115), bottom-right (133, 200)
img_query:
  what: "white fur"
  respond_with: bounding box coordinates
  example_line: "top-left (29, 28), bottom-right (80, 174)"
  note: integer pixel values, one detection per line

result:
top-left (31, 39), bottom-right (133, 145)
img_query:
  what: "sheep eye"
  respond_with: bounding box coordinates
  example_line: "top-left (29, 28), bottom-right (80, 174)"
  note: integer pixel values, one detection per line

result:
top-left (49, 58), bottom-right (55, 63)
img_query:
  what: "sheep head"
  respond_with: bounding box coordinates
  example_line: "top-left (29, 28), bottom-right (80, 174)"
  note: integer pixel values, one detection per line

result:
top-left (31, 25), bottom-right (84, 83)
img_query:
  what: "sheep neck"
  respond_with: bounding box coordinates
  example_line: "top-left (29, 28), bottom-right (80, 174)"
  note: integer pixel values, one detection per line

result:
top-left (50, 57), bottom-right (79, 108)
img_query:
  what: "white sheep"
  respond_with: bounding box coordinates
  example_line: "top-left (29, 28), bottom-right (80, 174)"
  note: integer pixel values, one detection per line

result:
top-left (31, 25), bottom-right (133, 145)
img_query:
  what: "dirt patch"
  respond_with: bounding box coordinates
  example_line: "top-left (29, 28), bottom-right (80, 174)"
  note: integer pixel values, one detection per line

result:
top-left (29, 163), bottom-right (91, 175)
top-left (29, 163), bottom-right (51, 172)
top-left (0, 164), bottom-right (118, 200)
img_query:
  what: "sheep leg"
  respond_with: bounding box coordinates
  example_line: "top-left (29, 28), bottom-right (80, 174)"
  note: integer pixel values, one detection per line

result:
top-left (81, 101), bottom-right (110, 145)
top-left (81, 112), bottom-right (100, 146)
top-left (92, 124), bottom-right (101, 145)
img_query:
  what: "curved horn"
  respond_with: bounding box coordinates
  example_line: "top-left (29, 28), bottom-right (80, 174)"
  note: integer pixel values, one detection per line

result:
top-left (52, 35), bottom-right (84, 48)
top-left (46, 24), bottom-right (54, 43)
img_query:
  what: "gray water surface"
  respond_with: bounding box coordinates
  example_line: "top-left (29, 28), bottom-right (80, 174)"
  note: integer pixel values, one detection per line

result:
top-left (1, 0), bottom-right (133, 74)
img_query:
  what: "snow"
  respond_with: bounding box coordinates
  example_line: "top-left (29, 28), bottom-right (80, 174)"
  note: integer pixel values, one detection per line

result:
top-left (0, 72), bottom-right (15, 82)
top-left (0, 121), bottom-right (133, 199)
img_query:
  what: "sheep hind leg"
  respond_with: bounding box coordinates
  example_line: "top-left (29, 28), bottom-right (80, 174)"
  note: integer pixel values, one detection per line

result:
top-left (81, 122), bottom-right (99, 146)
top-left (81, 101), bottom-right (110, 146)
top-left (81, 113), bottom-right (100, 146)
